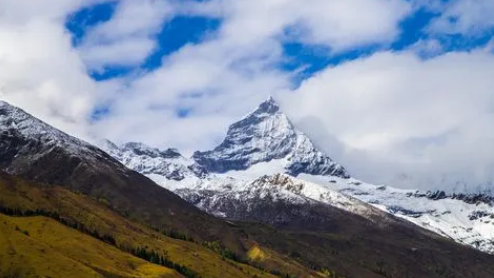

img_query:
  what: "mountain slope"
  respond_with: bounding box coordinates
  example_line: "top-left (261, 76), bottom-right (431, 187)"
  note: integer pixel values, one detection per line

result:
top-left (0, 214), bottom-right (182, 278)
top-left (175, 173), bottom-right (381, 222)
top-left (302, 174), bottom-right (494, 254)
top-left (0, 100), bottom-right (244, 248)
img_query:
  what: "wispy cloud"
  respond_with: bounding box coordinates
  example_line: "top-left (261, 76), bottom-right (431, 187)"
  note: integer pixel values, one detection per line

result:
top-left (78, 0), bottom-right (174, 70)
top-left (0, 0), bottom-right (104, 138)
top-left (428, 0), bottom-right (494, 36)
top-left (182, 0), bottom-right (412, 50)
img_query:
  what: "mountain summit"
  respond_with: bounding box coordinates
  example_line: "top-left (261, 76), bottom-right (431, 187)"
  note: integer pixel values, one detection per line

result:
top-left (193, 97), bottom-right (349, 178)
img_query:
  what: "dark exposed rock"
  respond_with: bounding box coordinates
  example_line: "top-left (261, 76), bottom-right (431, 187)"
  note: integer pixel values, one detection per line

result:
top-left (451, 193), bottom-right (494, 206)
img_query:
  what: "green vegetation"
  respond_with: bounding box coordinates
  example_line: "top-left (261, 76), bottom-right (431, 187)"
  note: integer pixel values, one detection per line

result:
top-left (0, 206), bottom-right (117, 245)
top-left (161, 228), bottom-right (194, 242)
top-left (320, 268), bottom-right (347, 278)
top-left (202, 241), bottom-right (240, 261)
top-left (0, 214), bottom-right (181, 278)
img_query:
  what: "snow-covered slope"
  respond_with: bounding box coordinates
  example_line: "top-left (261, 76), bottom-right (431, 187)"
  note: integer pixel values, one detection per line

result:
top-left (105, 97), bottom-right (494, 255)
top-left (0, 101), bottom-right (103, 162)
top-left (300, 174), bottom-right (494, 254)
top-left (174, 173), bottom-right (385, 218)
top-left (101, 140), bottom-right (377, 218)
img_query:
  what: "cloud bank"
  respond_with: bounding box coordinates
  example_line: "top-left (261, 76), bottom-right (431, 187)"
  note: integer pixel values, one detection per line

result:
top-left (285, 50), bottom-right (494, 192)
top-left (0, 0), bottom-right (103, 138)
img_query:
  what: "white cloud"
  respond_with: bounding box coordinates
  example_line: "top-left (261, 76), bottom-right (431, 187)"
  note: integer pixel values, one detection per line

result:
top-left (186, 0), bottom-right (412, 50)
top-left (94, 0), bottom-right (412, 152)
top-left (80, 37), bottom-right (157, 68)
top-left (283, 50), bottom-right (494, 192)
top-left (486, 39), bottom-right (494, 53)
top-left (0, 0), bottom-right (103, 139)
top-left (79, 0), bottom-right (174, 70)
top-left (409, 39), bottom-right (444, 57)
top-left (428, 0), bottom-right (494, 36)
top-left (93, 37), bottom-right (291, 153)
top-left (0, 0), bottom-right (101, 24)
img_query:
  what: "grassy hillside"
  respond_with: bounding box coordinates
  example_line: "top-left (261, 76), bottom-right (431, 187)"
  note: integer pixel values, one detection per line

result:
top-left (3, 170), bottom-right (494, 278)
top-left (0, 171), bottom-right (324, 278)
top-left (0, 214), bottom-right (181, 278)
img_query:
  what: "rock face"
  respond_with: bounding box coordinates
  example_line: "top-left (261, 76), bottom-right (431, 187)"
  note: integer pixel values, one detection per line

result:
top-left (0, 101), bottom-right (110, 185)
top-left (193, 97), bottom-right (349, 178)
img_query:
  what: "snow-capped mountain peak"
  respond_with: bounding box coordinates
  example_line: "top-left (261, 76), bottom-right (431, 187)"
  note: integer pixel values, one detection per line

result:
top-left (252, 95), bottom-right (280, 114)
top-left (101, 97), bottom-right (494, 255)
top-left (193, 97), bottom-right (349, 178)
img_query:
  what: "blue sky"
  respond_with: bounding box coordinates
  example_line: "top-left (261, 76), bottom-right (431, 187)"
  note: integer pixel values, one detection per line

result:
top-left (67, 2), bottom-right (223, 81)
top-left (65, 1), bottom-right (492, 86)
top-left (2, 0), bottom-right (494, 191)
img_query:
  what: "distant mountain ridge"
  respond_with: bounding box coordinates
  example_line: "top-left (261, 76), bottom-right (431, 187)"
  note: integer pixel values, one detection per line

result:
top-left (104, 140), bottom-right (207, 181)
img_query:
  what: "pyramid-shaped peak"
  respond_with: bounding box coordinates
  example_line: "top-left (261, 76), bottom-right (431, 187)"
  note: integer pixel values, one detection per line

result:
top-left (254, 96), bottom-right (280, 115)
top-left (193, 96), bottom-right (350, 178)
